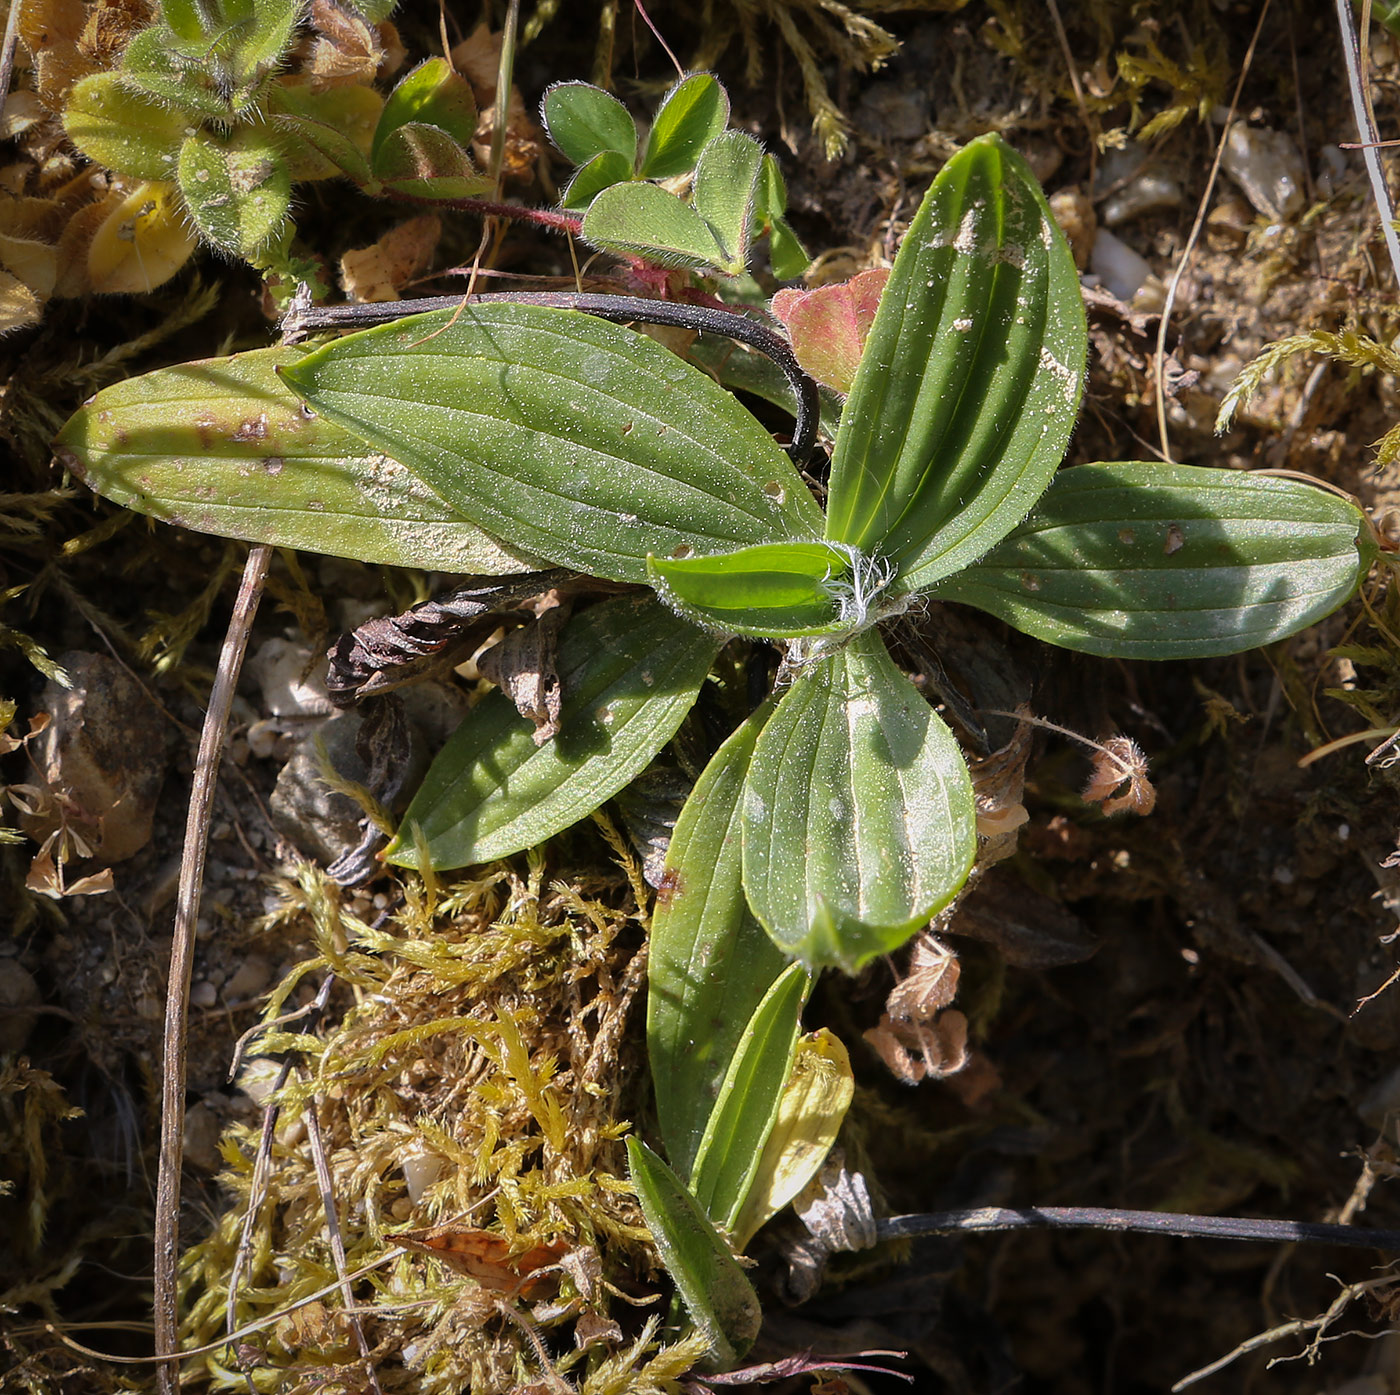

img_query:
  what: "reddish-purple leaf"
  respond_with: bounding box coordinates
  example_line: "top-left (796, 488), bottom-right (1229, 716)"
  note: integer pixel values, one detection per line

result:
top-left (771, 268), bottom-right (889, 394)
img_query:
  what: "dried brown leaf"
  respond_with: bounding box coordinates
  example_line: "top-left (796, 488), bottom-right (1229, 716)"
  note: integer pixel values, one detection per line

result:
top-left (453, 25), bottom-right (541, 182)
top-left (969, 708), bottom-right (1032, 862)
top-left (394, 1225), bottom-right (567, 1299)
top-left (304, 0), bottom-right (382, 86)
top-left (885, 933), bottom-right (959, 1023)
top-left (476, 602), bottom-right (567, 746)
top-left (340, 214), bottom-right (441, 304)
top-left (863, 1008), bottom-right (968, 1085)
top-left (1082, 735), bottom-right (1156, 816)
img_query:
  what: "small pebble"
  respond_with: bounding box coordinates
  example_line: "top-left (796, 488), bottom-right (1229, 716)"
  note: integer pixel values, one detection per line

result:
top-left (225, 954), bottom-right (272, 1002)
top-left (190, 980), bottom-right (218, 1008)
top-left (182, 1101), bottom-right (223, 1172)
top-left (1220, 122), bottom-right (1305, 221)
top-left (1089, 228), bottom-right (1152, 302)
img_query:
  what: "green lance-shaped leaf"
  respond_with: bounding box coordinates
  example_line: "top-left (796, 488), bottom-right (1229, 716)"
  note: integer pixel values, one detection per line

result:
top-left (227, 0), bottom-right (302, 88)
top-left (280, 302), bottom-right (823, 584)
top-left (931, 462), bottom-right (1376, 660)
top-left (625, 1137), bottom-right (761, 1371)
top-left (52, 346), bottom-right (537, 574)
top-left (581, 181), bottom-right (727, 270)
top-left (388, 595), bottom-right (722, 871)
top-left (560, 149), bottom-right (632, 211)
top-left (743, 631), bottom-right (976, 971)
top-left (542, 81), bottom-right (638, 167)
top-left (648, 540), bottom-right (854, 638)
top-left (159, 0), bottom-right (210, 47)
top-left (824, 133), bottom-right (1086, 590)
top-left (648, 704), bottom-right (788, 1180)
top-left (117, 28), bottom-right (233, 121)
top-left (372, 57), bottom-right (479, 166)
top-left (692, 130), bottom-right (762, 274)
top-left (639, 73), bottom-right (730, 179)
top-left (64, 73), bottom-right (186, 180)
top-left (689, 961), bottom-right (808, 1234)
top-left (178, 127), bottom-right (291, 258)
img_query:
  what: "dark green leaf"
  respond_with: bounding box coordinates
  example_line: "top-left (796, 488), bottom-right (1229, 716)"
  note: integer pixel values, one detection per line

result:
top-left (280, 303), bottom-right (823, 584)
top-left (541, 81), bottom-right (637, 166)
top-left (639, 73), bottom-right (729, 179)
top-left (559, 149), bottom-right (633, 211)
top-left (52, 346), bottom-right (537, 573)
top-left (824, 133), bottom-right (1086, 590)
top-left (374, 122), bottom-right (491, 200)
top-left (387, 596), bottom-right (722, 871)
top-left (683, 337), bottom-right (845, 442)
top-left (581, 181), bottom-right (726, 270)
top-left (648, 705), bottom-right (788, 1180)
top-left (743, 632), bottom-right (976, 970)
top-left (689, 961), bottom-right (808, 1232)
top-left (767, 217), bottom-right (810, 280)
top-left (372, 57), bottom-right (478, 166)
top-left (269, 83), bottom-right (381, 184)
top-left (648, 540), bottom-right (853, 638)
top-left (931, 462), bottom-right (1376, 659)
top-left (625, 1138), bottom-right (761, 1371)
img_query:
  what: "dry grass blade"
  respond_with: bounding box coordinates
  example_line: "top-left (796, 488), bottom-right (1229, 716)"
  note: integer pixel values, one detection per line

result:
top-left (155, 545), bottom-right (272, 1394)
top-left (1153, 0), bottom-right (1271, 463)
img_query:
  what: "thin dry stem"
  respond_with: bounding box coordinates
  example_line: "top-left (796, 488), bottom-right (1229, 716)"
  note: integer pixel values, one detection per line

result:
top-left (155, 545), bottom-right (272, 1392)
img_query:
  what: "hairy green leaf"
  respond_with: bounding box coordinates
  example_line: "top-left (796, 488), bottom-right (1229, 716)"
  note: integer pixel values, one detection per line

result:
top-left (825, 133), bottom-right (1086, 589)
top-left (581, 181), bottom-right (726, 270)
top-left (52, 346), bottom-right (537, 573)
top-left (178, 127), bottom-right (290, 257)
top-left (280, 303), bottom-right (823, 584)
top-left (638, 73), bottom-right (729, 179)
top-left (743, 632), bottom-right (976, 970)
top-left (560, 149), bottom-right (633, 211)
top-left (118, 29), bottom-right (233, 120)
top-left (625, 1138), bottom-right (761, 1371)
top-left (229, 0), bottom-right (301, 85)
top-left (648, 540), bottom-right (853, 638)
top-left (387, 595), bottom-right (722, 870)
top-left (159, 0), bottom-right (209, 46)
top-left (767, 217), bottom-right (810, 281)
top-left (64, 73), bottom-right (186, 180)
top-left (689, 961), bottom-right (808, 1233)
top-left (692, 130), bottom-right (762, 273)
top-left (931, 462), bottom-right (1376, 659)
top-left (648, 705), bottom-right (788, 1180)
top-left (542, 81), bottom-right (637, 167)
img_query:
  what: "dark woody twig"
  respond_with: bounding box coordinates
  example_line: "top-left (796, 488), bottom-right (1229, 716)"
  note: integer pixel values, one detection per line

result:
top-left (281, 288), bottom-right (821, 467)
top-left (876, 1205), bottom-right (1400, 1251)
